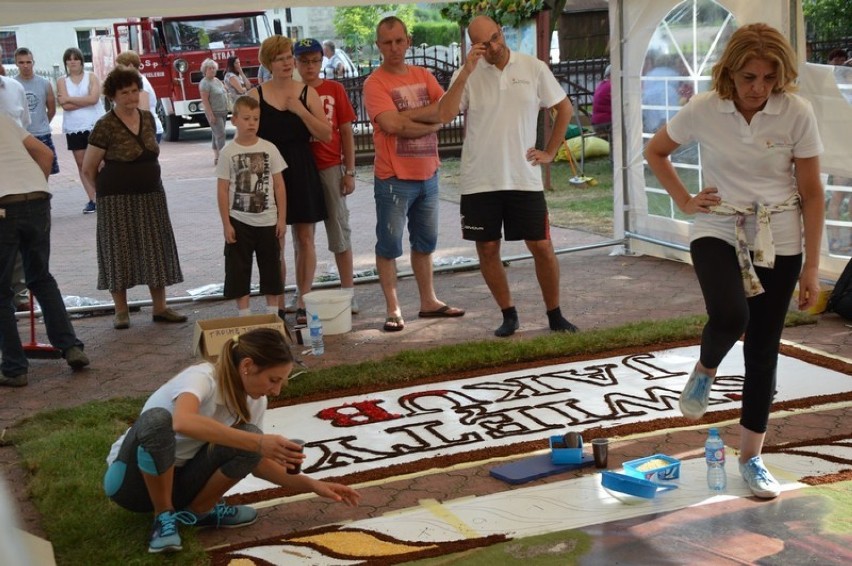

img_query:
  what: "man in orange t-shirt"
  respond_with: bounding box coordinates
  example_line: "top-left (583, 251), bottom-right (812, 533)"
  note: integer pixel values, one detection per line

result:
top-left (364, 16), bottom-right (477, 332)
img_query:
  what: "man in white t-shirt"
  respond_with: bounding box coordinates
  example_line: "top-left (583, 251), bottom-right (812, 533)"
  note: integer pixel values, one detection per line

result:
top-left (0, 115), bottom-right (90, 387)
top-left (322, 41), bottom-right (347, 79)
top-left (0, 73), bottom-right (29, 129)
top-left (445, 15), bottom-right (579, 337)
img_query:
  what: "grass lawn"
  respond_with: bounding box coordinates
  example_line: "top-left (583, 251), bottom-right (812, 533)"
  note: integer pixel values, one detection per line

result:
top-left (439, 156), bottom-right (615, 237)
top-left (5, 310), bottom-right (816, 565)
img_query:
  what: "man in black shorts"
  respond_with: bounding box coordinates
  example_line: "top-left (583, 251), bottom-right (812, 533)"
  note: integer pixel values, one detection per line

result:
top-left (451, 16), bottom-right (579, 336)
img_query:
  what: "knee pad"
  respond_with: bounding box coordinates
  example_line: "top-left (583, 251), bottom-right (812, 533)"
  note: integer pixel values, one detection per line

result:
top-left (103, 462), bottom-right (127, 497)
top-left (137, 446), bottom-right (159, 476)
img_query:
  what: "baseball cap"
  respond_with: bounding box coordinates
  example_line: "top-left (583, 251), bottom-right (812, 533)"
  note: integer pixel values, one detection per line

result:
top-left (294, 38), bottom-right (323, 57)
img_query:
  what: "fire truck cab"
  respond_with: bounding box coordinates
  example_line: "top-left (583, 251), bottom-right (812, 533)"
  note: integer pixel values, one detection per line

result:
top-left (113, 12), bottom-right (271, 141)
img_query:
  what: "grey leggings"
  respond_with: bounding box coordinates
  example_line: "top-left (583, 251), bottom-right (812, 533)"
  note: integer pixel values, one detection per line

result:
top-left (691, 237), bottom-right (802, 434)
top-left (103, 407), bottom-right (261, 513)
top-left (211, 112), bottom-right (228, 151)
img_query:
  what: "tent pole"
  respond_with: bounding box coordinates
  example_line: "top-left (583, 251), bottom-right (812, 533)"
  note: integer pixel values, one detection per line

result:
top-left (617, 0), bottom-right (632, 255)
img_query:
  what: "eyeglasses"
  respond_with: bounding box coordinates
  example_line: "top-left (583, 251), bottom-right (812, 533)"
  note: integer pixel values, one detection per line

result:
top-left (479, 29), bottom-right (503, 49)
top-left (298, 57), bottom-right (323, 66)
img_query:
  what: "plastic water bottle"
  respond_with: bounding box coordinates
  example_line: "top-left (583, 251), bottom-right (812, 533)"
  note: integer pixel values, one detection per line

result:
top-left (308, 313), bottom-right (324, 356)
top-left (705, 428), bottom-right (727, 491)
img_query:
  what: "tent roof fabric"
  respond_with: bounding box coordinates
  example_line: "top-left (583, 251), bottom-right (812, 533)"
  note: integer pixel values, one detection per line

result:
top-left (0, 1), bottom-right (449, 26)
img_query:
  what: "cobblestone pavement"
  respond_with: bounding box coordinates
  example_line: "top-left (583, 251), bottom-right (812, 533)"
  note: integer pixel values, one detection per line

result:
top-left (1, 122), bottom-right (850, 560)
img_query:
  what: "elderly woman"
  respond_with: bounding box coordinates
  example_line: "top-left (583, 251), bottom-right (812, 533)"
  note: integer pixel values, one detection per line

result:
top-left (114, 50), bottom-right (164, 143)
top-left (249, 36), bottom-right (331, 325)
top-left (198, 58), bottom-right (230, 165)
top-left (81, 67), bottom-right (186, 330)
top-left (56, 47), bottom-right (104, 214)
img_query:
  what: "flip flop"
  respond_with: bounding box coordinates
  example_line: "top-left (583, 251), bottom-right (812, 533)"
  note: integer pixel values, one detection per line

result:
top-left (383, 316), bottom-right (405, 332)
top-left (418, 305), bottom-right (465, 318)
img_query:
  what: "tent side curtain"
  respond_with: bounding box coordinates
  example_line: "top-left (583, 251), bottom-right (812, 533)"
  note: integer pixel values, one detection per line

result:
top-left (612, 0), bottom-right (851, 280)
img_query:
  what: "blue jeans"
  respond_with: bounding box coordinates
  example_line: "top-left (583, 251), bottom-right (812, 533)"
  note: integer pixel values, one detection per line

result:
top-left (374, 174), bottom-right (439, 259)
top-left (0, 197), bottom-right (83, 377)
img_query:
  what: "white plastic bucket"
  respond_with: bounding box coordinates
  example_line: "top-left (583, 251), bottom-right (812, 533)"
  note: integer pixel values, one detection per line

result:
top-left (303, 290), bottom-right (352, 335)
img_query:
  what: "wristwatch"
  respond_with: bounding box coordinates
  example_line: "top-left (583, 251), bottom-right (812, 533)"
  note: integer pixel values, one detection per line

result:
top-left (344, 169), bottom-right (356, 177)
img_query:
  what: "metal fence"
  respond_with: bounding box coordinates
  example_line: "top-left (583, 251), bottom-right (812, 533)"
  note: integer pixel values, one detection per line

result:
top-left (338, 45), bottom-right (609, 160)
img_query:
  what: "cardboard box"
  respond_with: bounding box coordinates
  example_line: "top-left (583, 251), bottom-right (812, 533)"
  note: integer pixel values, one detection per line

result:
top-left (192, 314), bottom-right (287, 362)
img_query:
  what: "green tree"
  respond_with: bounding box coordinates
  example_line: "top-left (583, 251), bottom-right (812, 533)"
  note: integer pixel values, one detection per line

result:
top-left (803, 0), bottom-right (852, 41)
top-left (333, 4), bottom-right (416, 47)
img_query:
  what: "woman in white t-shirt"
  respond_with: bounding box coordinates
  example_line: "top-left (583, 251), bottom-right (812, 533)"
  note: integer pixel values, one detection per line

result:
top-left (56, 47), bottom-right (104, 214)
top-left (645, 23), bottom-right (824, 500)
top-left (103, 328), bottom-right (360, 554)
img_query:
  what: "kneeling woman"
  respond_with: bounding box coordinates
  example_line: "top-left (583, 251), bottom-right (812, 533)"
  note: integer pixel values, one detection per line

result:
top-left (103, 328), bottom-right (360, 553)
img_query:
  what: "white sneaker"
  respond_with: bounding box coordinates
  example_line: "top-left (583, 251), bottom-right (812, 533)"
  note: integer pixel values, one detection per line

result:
top-left (284, 292), bottom-right (298, 314)
top-left (679, 367), bottom-right (713, 420)
top-left (350, 295), bottom-right (360, 314)
top-left (739, 456), bottom-right (781, 499)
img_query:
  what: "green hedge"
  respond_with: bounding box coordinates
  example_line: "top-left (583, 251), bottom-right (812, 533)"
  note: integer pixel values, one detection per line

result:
top-left (412, 21), bottom-right (462, 47)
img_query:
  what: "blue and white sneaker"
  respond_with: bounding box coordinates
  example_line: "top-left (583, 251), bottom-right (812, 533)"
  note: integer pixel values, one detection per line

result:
top-left (739, 455), bottom-right (781, 499)
top-left (191, 501), bottom-right (258, 529)
top-left (148, 510), bottom-right (196, 553)
top-left (679, 366), bottom-right (713, 420)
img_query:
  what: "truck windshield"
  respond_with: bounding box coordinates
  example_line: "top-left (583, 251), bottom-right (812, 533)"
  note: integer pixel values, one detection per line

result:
top-left (162, 16), bottom-right (262, 51)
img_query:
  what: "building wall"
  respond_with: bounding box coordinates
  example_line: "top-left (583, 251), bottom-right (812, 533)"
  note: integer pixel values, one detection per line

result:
top-left (1, 19), bottom-right (114, 76)
top-left (268, 6), bottom-right (337, 43)
top-left (0, 8), bottom-right (336, 76)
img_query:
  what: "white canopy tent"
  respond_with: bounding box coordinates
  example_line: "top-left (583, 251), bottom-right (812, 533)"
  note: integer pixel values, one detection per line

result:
top-left (0, 1), bottom-right (445, 26)
top-left (609, 0), bottom-right (852, 279)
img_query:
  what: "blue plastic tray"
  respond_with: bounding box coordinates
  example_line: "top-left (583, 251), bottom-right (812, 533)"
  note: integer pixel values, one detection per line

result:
top-left (601, 471), bottom-right (679, 499)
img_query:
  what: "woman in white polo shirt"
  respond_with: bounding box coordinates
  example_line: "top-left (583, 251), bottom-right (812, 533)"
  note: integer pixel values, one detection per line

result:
top-left (103, 328), bottom-right (360, 553)
top-left (645, 23), bottom-right (823, 499)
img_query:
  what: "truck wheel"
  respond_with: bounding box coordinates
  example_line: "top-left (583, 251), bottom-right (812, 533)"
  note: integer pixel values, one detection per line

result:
top-left (157, 100), bottom-right (180, 142)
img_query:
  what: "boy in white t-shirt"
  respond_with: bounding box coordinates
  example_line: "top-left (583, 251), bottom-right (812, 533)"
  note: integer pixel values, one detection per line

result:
top-left (215, 96), bottom-right (287, 316)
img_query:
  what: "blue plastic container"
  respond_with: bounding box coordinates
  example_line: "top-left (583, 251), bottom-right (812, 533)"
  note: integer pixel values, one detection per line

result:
top-left (622, 454), bottom-right (681, 482)
top-left (549, 434), bottom-right (585, 465)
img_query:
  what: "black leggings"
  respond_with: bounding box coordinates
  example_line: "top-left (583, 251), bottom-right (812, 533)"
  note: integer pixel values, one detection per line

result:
top-left (691, 237), bottom-right (802, 434)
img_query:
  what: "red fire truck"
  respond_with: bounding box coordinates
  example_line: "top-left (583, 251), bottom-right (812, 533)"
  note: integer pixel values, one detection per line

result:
top-left (111, 12), bottom-right (271, 141)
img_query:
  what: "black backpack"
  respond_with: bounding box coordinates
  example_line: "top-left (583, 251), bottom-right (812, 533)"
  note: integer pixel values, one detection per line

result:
top-left (827, 259), bottom-right (852, 319)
